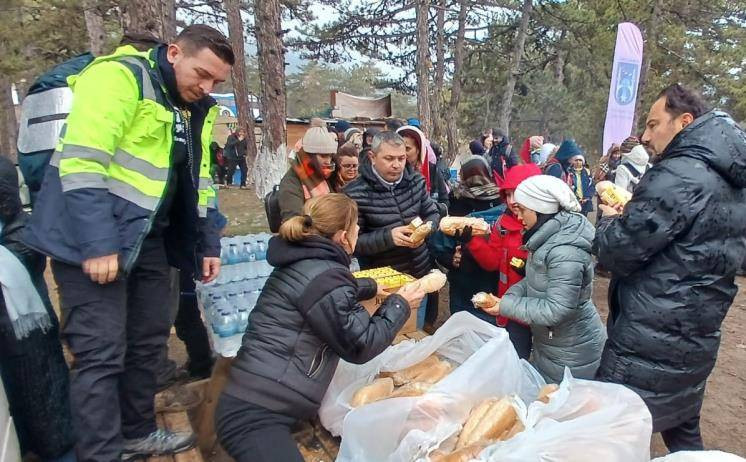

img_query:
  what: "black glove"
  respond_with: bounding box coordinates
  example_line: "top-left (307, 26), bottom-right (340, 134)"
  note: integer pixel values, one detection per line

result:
top-left (453, 225), bottom-right (473, 244)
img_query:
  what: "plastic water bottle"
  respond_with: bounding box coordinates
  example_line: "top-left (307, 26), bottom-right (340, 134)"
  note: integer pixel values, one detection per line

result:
top-left (227, 243), bottom-right (240, 265)
top-left (220, 245), bottom-right (229, 265)
top-left (255, 240), bottom-right (267, 260)
top-left (236, 307), bottom-right (249, 332)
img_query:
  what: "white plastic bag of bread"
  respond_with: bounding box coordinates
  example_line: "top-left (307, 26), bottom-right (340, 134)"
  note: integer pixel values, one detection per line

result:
top-left (333, 331), bottom-right (653, 462)
top-left (439, 216), bottom-right (491, 236)
top-left (319, 312), bottom-right (526, 438)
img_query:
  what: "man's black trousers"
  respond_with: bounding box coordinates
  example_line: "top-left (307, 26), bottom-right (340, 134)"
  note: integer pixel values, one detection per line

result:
top-left (52, 238), bottom-right (172, 462)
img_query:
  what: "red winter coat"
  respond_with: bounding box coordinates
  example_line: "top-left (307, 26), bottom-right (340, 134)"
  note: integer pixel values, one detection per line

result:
top-left (466, 163), bottom-right (540, 327)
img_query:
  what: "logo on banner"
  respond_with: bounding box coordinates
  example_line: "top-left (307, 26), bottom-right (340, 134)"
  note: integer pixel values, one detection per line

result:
top-left (614, 62), bottom-right (639, 106)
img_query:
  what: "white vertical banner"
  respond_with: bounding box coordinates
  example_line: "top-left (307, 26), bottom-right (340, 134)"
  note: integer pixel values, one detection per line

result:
top-left (602, 22), bottom-right (644, 154)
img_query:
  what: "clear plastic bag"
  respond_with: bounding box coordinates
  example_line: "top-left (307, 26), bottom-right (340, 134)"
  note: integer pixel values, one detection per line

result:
top-left (329, 313), bottom-right (653, 462)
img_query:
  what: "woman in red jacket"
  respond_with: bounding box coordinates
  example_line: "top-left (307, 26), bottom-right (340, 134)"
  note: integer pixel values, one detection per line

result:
top-left (465, 164), bottom-right (541, 359)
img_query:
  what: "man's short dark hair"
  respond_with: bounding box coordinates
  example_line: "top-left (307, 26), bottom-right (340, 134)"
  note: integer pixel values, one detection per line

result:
top-left (657, 84), bottom-right (708, 120)
top-left (385, 118), bottom-right (404, 132)
top-left (175, 24), bottom-right (235, 66)
top-left (371, 131), bottom-right (405, 154)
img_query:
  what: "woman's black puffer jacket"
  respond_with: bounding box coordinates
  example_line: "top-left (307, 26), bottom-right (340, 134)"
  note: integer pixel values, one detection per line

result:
top-left (344, 160), bottom-right (441, 278)
top-left (223, 235), bottom-right (410, 418)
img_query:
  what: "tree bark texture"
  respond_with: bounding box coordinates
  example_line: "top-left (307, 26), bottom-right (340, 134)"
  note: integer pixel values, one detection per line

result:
top-left (430, 0), bottom-right (446, 143)
top-left (225, 0), bottom-right (258, 173)
top-left (83, 1), bottom-right (106, 56)
top-left (253, 0), bottom-right (288, 198)
top-left (445, 0), bottom-right (467, 162)
top-left (497, 0), bottom-right (532, 137)
top-left (0, 75), bottom-right (18, 162)
top-left (122, 0), bottom-right (176, 43)
top-left (632, 0), bottom-right (662, 134)
top-left (415, 0), bottom-right (432, 136)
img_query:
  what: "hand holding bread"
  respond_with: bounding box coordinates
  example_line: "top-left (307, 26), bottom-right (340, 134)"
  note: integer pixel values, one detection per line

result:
top-left (439, 216), bottom-right (490, 236)
top-left (472, 292), bottom-right (501, 315)
top-left (595, 181), bottom-right (632, 208)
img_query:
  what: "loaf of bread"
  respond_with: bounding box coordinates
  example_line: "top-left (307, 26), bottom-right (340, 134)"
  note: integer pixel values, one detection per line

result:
top-left (350, 377), bottom-right (394, 408)
top-left (382, 354), bottom-right (441, 386)
top-left (536, 383), bottom-right (559, 404)
top-left (407, 269), bottom-right (447, 293)
top-left (456, 397), bottom-right (517, 449)
top-left (439, 216), bottom-right (490, 236)
top-left (408, 216), bottom-right (424, 230)
top-left (429, 443), bottom-right (487, 462)
top-left (595, 180), bottom-right (632, 207)
top-left (471, 292), bottom-right (500, 310)
top-left (388, 381), bottom-right (432, 398)
top-left (414, 358), bottom-right (453, 384)
top-left (499, 420), bottom-right (524, 441)
top-left (410, 220), bottom-right (433, 244)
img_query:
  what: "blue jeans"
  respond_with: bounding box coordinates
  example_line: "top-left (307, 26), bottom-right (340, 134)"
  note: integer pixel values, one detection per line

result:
top-left (416, 297), bottom-right (428, 330)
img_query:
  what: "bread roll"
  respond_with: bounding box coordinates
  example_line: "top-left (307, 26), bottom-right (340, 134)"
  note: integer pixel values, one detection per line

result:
top-left (389, 381), bottom-right (432, 398)
top-left (415, 358), bottom-right (452, 384)
top-left (595, 180), bottom-right (632, 207)
top-left (410, 221), bottom-right (433, 244)
top-left (471, 292), bottom-right (500, 310)
top-left (408, 216), bottom-right (424, 230)
top-left (456, 397), bottom-right (516, 449)
top-left (383, 354), bottom-right (441, 386)
top-left (410, 269), bottom-right (447, 293)
top-left (457, 399), bottom-right (497, 449)
top-left (536, 383), bottom-right (559, 404)
top-left (499, 420), bottom-right (524, 441)
top-left (350, 377), bottom-right (394, 407)
top-left (439, 216), bottom-right (490, 236)
top-left (429, 443), bottom-right (487, 462)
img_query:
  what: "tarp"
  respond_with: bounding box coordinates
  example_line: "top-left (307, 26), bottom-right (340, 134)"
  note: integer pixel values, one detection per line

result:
top-left (331, 91), bottom-right (392, 119)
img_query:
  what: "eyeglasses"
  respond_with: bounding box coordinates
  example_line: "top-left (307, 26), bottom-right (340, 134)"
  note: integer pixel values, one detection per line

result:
top-left (340, 163), bottom-right (359, 169)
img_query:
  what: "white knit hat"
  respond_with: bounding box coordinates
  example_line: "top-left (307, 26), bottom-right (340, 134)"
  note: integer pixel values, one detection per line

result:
top-left (570, 154), bottom-right (585, 164)
top-left (302, 127), bottom-right (338, 154)
top-left (514, 175), bottom-right (582, 214)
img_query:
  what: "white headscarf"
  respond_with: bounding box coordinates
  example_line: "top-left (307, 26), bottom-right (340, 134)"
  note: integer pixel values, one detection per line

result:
top-left (514, 175), bottom-right (582, 214)
top-left (538, 143), bottom-right (557, 164)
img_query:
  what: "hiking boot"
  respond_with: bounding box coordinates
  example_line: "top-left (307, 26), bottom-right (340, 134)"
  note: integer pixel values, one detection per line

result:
top-left (121, 429), bottom-right (196, 460)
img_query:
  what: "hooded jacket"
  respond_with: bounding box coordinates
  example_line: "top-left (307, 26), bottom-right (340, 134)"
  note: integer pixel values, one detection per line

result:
top-left (614, 144), bottom-right (650, 193)
top-left (223, 235), bottom-right (410, 418)
top-left (344, 160), bottom-right (441, 278)
top-left (501, 211), bottom-right (606, 383)
top-left (594, 110), bottom-right (746, 432)
top-left (396, 126), bottom-right (449, 208)
top-left (545, 140), bottom-right (581, 181)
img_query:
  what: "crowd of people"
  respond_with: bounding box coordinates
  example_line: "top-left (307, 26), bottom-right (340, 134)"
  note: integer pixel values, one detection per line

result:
top-left (1, 22), bottom-right (746, 462)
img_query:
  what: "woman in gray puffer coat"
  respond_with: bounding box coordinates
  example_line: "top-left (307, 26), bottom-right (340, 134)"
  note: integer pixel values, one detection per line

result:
top-left (482, 175), bottom-right (606, 383)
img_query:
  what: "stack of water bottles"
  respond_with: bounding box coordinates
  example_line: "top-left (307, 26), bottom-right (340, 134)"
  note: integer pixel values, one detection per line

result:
top-left (196, 233), bottom-right (274, 356)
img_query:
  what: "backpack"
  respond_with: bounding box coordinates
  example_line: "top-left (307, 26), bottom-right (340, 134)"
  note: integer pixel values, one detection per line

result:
top-left (16, 53), bottom-right (95, 205)
top-left (264, 185), bottom-right (282, 233)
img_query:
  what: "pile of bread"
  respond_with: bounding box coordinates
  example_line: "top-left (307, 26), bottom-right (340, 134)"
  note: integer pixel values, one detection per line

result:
top-left (350, 354), bottom-right (454, 407)
top-left (428, 384), bottom-right (559, 462)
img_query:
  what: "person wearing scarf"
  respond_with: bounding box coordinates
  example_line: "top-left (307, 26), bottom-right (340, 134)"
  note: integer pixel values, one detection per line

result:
top-left (449, 156), bottom-right (501, 216)
top-left (477, 175), bottom-right (606, 382)
top-left (0, 156), bottom-right (75, 462)
top-left (330, 143), bottom-right (360, 192)
top-left (278, 126), bottom-right (338, 223)
top-left (396, 125), bottom-right (449, 211)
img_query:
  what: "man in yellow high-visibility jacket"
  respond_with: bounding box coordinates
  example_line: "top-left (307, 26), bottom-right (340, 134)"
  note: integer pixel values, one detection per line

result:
top-left (24, 25), bottom-right (233, 461)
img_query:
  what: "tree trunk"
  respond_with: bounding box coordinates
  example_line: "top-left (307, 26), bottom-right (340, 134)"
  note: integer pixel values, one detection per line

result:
top-left (632, 0), bottom-right (662, 134)
top-left (83, 1), bottom-right (106, 56)
top-left (445, 0), bottom-right (468, 163)
top-left (0, 75), bottom-right (18, 162)
top-left (415, 0), bottom-right (432, 136)
top-left (430, 0), bottom-right (446, 143)
top-left (497, 0), bottom-right (532, 137)
top-left (225, 0), bottom-right (258, 175)
top-left (553, 30), bottom-right (567, 85)
top-left (253, 0), bottom-right (288, 198)
top-left (122, 0), bottom-right (176, 43)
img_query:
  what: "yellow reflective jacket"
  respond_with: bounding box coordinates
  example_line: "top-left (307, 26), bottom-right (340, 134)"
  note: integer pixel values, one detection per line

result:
top-left (24, 45), bottom-right (222, 274)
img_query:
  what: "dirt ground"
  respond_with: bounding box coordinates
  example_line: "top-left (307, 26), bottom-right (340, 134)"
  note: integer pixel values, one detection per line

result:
top-left (44, 188), bottom-right (742, 459)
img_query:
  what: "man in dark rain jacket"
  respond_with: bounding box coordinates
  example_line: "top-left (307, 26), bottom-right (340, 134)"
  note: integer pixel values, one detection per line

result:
top-left (594, 84), bottom-right (746, 452)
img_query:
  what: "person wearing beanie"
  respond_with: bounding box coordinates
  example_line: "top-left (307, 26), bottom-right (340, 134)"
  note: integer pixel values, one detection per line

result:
top-left (465, 164), bottom-right (542, 359)
top-left (566, 153), bottom-right (594, 216)
top-left (615, 144), bottom-right (650, 193)
top-left (344, 127), bottom-right (363, 150)
top-left (450, 140), bottom-right (485, 172)
top-left (486, 129), bottom-right (518, 186)
top-left (334, 119), bottom-right (351, 135)
top-left (538, 143), bottom-right (557, 166)
top-left (278, 126), bottom-right (338, 222)
top-left (476, 175), bottom-right (606, 382)
top-left (407, 117), bottom-right (421, 128)
top-left (544, 139), bottom-right (581, 181)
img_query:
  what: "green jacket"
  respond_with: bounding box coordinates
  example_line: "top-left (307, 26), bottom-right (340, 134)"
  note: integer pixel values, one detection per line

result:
top-left (501, 211), bottom-right (606, 382)
top-left (24, 45), bottom-right (221, 274)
